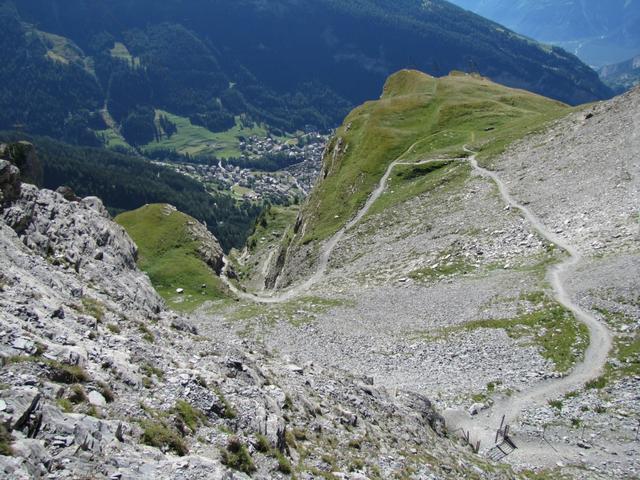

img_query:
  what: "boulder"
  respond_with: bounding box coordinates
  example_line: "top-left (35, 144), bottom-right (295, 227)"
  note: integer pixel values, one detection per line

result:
top-left (88, 390), bottom-right (107, 407)
top-left (0, 159), bottom-right (21, 206)
top-left (171, 318), bottom-right (198, 335)
top-left (1, 387), bottom-right (41, 432)
top-left (468, 403), bottom-right (485, 416)
top-left (55, 186), bottom-right (79, 202)
top-left (81, 196), bottom-right (110, 218)
top-left (10, 439), bottom-right (51, 478)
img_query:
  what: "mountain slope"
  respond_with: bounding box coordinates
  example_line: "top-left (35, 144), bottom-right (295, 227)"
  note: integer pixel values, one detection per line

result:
top-left (599, 55), bottom-right (640, 93)
top-left (0, 142), bottom-right (534, 480)
top-left (116, 204), bottom-right (228, 312)
top-left (219, 74), bottom-right (639, 477)
top-left (0, 0), bottom-right (611, 149)
top-left (450, 0), bottom-right (640, 67)
top-left (290, 70), bottom-right (569, 249)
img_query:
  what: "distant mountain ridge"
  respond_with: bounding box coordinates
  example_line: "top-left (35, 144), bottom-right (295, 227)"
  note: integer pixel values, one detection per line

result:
top-left (0, 0), bottom-right (612, 148)
top-left (449, 0), bottom-right (640, 67)
top-left (599, 55), bottom-right (640, 93)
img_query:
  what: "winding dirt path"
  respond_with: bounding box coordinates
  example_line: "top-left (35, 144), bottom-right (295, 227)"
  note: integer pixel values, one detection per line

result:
top-left (221, 157), bottom-right (453, 303)
top-left (221, 145), bottom-right (612, 464)
top-left (442, 149), bottom-right (612, 461)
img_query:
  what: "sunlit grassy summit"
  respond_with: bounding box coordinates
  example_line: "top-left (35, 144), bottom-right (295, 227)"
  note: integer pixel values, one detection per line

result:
top-left (299, 70), bottom-right (571, 243)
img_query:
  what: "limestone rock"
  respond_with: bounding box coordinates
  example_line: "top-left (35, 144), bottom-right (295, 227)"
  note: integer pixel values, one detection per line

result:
top-left (55, 186), bottom-right (79, 202)
top-left (87, 390), bottom-right (107, 407)
top-left (0, 159), bottom-right (21, 206)
top-left (186, 216), bottom-right (225, 275)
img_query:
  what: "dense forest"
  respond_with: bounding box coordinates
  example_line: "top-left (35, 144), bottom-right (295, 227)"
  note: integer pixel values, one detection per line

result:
top-left (0, 133), bottom-right (261, 250)
top-left (0, 0), bottom-right (612, 146)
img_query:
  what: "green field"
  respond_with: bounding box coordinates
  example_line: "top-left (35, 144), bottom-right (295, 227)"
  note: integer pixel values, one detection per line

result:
top-left (115, 204), bottom-right (228, 312)
top-left (231, 184), bottom-right (254, 199)
top-left (299, 70), bottom-right (570, 244)
top-left (39, 31), bottom-right (85, 65)
top-left (109, 42), bottom-right (140, 68)
top-left (143, 111), bottom-right (267, 159)
top-left (96, 127), bottom-right (134, 151)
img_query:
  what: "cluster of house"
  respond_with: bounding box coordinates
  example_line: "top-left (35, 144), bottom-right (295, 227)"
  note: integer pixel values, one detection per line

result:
top-left (239, 133), bottom-right (325, 160)
top-left (163, 132), bottom-right (327, 204)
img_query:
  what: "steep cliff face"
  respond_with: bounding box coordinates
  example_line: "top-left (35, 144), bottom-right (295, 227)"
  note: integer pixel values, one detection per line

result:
top-left (0, 146), bottom-right (523, 479)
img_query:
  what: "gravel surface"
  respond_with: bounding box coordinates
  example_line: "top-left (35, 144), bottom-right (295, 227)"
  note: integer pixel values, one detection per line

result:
top-left (216, 87), bottom-right (640, 477)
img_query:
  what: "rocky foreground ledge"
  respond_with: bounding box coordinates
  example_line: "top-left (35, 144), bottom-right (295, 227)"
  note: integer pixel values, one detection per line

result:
top-left (0, 148), bottom-right (518, 479)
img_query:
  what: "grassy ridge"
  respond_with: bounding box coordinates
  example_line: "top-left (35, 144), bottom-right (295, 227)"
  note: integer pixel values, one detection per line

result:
top-left (300, 70), bottom-right (570, 244)
top-left (116, 204), bottom-right (227, 312)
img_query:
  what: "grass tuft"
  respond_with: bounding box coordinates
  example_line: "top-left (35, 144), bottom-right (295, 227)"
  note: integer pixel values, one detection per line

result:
top-left (0, 424), bottom-right (13, 456)
top-left (173, 400), bottom-right (207, 431)
top-left (47, 362), bottom-right (90, 384)
top-left (221, 437), bottom-right (256, 474)
top-left (255, 433), bottom-right (271, 453)
top-left (82, 297), bottom-right (106, 322)
top-left (585, 376), bottom-right (607, 390)
top-left (548, 399), bottom-right (563, 410)
top-left (140, 420), bottom-right (188, 456)
top-left (107, 323), bottom-right (121, 334)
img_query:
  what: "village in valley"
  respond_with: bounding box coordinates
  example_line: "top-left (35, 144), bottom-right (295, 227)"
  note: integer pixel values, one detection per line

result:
top-left (154, 131), bottom-right (327, 206)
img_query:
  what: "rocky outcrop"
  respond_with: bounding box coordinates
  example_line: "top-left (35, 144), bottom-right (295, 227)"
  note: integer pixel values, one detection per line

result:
top-left (1, 181), bottom-right (162, 316)
top-left (0, 151), bottom-right (521, 478)
top-left (185, 213), bottom-right (225, 276)
top-left (0, 159), bottom-right (21, 206)
top-left (0, 142), bottom-right (43, 187)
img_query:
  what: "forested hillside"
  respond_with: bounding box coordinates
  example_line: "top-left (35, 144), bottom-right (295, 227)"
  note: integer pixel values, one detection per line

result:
top-left (0, 133), bottom-right (261, 250)
top-left (0, 0), bottom-right (611, 147)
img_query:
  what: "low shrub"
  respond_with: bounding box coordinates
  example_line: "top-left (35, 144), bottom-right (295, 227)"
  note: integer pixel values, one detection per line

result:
top-left (221, 437), bottom-right (256, 474)
top-left (140, 420), bottom-right (188, 456)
